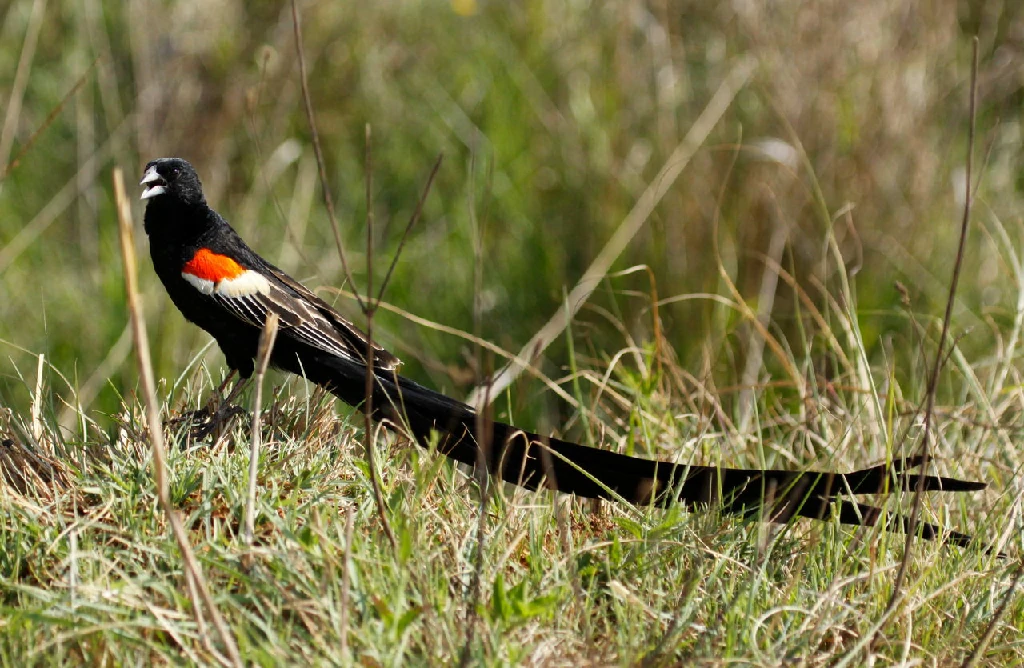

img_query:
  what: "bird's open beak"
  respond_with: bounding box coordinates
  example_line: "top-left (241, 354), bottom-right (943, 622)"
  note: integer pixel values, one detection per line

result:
top-left (140, 166), bottom-right (167, 200)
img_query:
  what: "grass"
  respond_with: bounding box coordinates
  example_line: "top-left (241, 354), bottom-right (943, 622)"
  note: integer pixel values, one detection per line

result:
top-left (2, 0), bottom-right (1024, 664)
top-left (0, 347), bottom-right (1017, 665)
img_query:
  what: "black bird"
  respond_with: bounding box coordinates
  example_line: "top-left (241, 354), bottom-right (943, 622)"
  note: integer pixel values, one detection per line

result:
top-left (140, 157), bottom-right (987, 547)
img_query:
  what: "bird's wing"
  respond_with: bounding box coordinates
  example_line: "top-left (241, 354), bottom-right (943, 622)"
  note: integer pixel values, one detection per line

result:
top-left (263, 263), bottom-right (401, 370)
top-left (180, 247), bottom-right (400, 368)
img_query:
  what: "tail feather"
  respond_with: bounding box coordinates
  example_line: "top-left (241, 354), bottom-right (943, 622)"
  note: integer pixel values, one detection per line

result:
top-left (293, 351), bottom-right (987, 549)
top-left (824, 498), bottom-right (980, 551)
top-left (842, 458), bottom-right (988, 493)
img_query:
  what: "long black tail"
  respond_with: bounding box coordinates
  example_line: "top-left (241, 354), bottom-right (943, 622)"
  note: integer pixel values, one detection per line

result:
top-left (291, 350), bottom-right (986, 549)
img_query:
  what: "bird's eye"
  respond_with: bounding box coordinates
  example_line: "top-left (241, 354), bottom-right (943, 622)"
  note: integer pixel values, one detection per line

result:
top-left (172, 168), bottom-right (181, 177)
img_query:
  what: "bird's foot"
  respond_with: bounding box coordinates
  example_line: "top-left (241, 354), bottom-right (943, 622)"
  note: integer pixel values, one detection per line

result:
top-left (170, 403), bottom-right (247, 442)
top-left (168, 372), bottom-right (253, 442)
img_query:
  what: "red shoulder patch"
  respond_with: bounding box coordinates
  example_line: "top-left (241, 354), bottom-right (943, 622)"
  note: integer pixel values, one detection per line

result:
top-left (183, 248), bottom-right (245, 282)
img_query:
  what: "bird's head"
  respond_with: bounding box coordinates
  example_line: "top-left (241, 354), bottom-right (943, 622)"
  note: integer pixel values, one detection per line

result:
top-left (140, 157), bottom-right (205, 206)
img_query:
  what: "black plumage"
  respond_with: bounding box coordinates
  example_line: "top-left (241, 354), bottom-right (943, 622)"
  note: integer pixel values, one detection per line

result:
top-left (140, 157), bottom-right (987, 549)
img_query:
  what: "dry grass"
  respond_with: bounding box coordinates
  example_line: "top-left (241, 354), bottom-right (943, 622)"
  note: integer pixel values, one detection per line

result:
top-left (0, 344), bottom-right (1016, 664)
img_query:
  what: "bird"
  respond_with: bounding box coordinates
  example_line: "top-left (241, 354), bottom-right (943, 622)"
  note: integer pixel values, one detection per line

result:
top-left (139, 157), bottom-right (987, 549)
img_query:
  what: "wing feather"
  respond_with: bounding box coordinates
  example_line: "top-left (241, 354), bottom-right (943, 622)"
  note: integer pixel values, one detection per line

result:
top-left (213, 293), bottom-right (268, 328)
top-left (264, 266), bottom-right (401, 370)
top-left (182, 250), bottom-right (401, 370)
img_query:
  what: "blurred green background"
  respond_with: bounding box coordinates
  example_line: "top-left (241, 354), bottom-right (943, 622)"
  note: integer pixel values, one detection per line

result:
top-left (1, 0), bottom-right (1022, 429)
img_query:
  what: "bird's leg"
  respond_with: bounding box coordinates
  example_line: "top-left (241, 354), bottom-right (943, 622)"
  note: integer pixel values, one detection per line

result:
top-left (220, 375), bottom-right (252, 417)
top-left (173, 371), bottom-right (252, 441)
top-left (206, 370), bottom-right (251, 413)
top-left (193, 372), bottom-right (251, 438)
top-left (212, 369), bottom-right (238, 399)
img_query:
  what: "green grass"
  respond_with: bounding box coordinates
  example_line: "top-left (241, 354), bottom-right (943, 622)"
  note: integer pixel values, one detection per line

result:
top-left (0, 349), bottom-right (1016, 665)
top-left (2, 0), bottom-right (1023, 664)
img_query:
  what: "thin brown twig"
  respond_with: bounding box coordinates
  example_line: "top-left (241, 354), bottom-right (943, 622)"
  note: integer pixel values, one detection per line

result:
top-left (1, 56), bottom-right (100, 182)
top-left (291, 0), bottom-right (444, 557)
top-left (244, 51), bottom-right (313, 267)
top-left (291, 0), bottom-right (395, 549)
top-left (0, 0), bottom-right (47, 179)
top-left (180, 561), bottom-right (211, 656)
top-left (459, 147), bottom-right (493, 667)
top-left (245, 313), bottom-right (279, 544)
top-left (0, 111), bottom-right (135, 275)
top-left (375, 154), bottom-right (443, 305)
top-left (289, 0), bottom-right (365, 313)
top-left (112, 168), bottom-right (242, 667)
top-left (876, 37), bottom-right (980, 651)
top-left (361, 124), bottom-right (397, 552)
top-left (961, 561), bottom-right (1024, 667)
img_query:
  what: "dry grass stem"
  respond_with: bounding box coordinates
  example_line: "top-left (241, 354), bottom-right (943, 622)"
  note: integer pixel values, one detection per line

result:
top-left (245, 312), bottom-right (280, 544)
top-left (113, 167), bottom-right (241, 667)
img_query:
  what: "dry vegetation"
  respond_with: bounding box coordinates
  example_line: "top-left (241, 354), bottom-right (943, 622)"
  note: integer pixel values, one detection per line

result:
top-left (1, 1), bottom-right (1023, 664)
